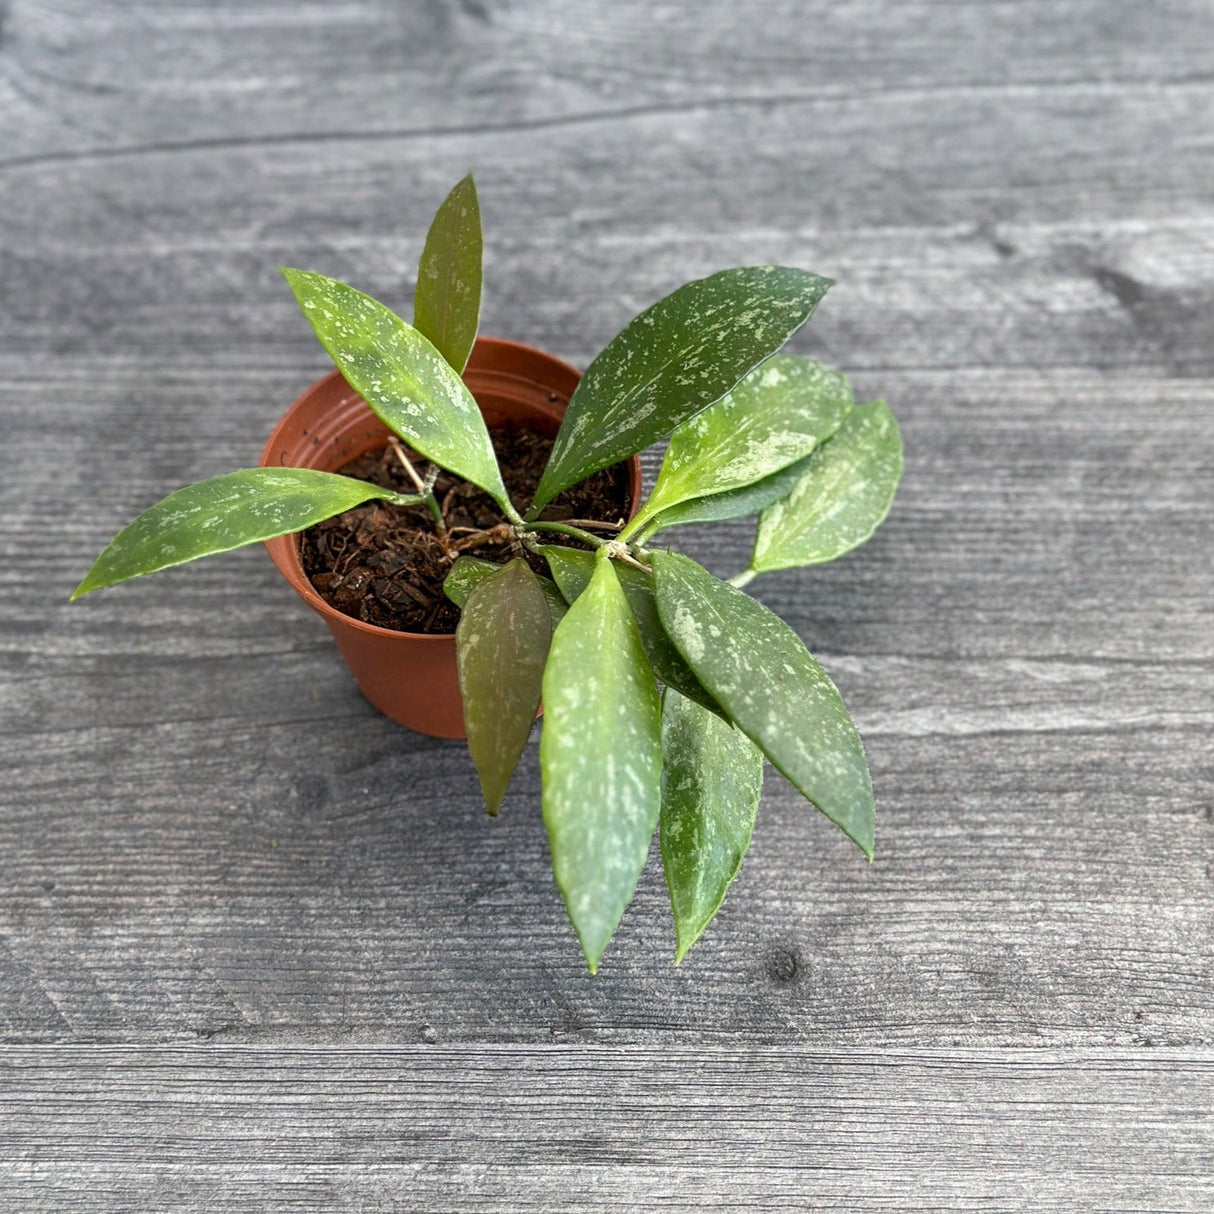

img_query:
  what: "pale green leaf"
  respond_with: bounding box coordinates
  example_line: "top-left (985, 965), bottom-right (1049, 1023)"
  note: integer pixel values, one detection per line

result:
top-left (540, 551), bottom-right (663, 972)
top-left (540, 546), bottom-right (723, 719)
top-left (456, 559), bottom-right (551, 815)
top-left (444, 554), bottom-right (567, 629)
top-left (652, 550), bottom-right (874, 858)
top-left (660, 689), bottom-right (763, 963)
top-left (73, 468), bottom-right (418, 599)
top-left (751, 401), bottom-right (903, 573)
top-left (282, 268), bottom-right (514, 516)
top-left (530, 266), bottom-right (833, 513)
top-left (413, 174), bottom-right (482, 375)
top-left (623, 355), bottom-right (852, 540)
top-left (638, 451), bottom-right (815, 540)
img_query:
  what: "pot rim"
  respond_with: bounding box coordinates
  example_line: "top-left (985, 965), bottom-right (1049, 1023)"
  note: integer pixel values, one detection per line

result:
top-left (260, 336), bottom-right (640, 645)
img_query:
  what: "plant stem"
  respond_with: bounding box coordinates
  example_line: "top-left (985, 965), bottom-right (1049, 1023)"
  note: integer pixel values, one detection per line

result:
top-left (523, 520), bottom-right (609, 548)
top-left (562, 518), bottom-right (624, 532)
top-left (615, 549), bottom-right (653, 574)
top-left (727, 569), bottom-right (757, 588)
top-left (389, 438), bottom-right (447, 535)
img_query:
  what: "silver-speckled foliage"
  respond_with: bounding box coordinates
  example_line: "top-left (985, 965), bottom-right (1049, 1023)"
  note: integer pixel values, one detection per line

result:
top-left (72, 468), bottom-right (418, 599)
top-left (530, 266), bottom-right (832, 513)
top-left (456, 560), bottom-right (551, 816)
top-left (540, 546), bottom-right (722, 719)
top-left (660, 689), bottom-right (764, 963)
top-left (623, 355), bottom-right (853, 540)
top-left (540, 551), bottom-right (663, 972)
top-left (652, 550), bottom-right (874, 858)
top-left (751, 400), bottom-right (903, 573)
top-left (637, 451), bottom-right (816, 539)
top-left (444, 554), bottom-right (567, 630)
top-left (282, 268), bottom-right (514, 516)
top-left (413, 174), bottom-right (482, 375)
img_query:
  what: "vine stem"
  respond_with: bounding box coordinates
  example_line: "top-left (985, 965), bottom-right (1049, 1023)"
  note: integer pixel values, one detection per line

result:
top-left (727, 569), bottom-right (757, 588)
top-left (388, 438), bottom-right (447, 535)
top-left (522, 521), bottom-right (610, 548)
top-left (562, 518), bottom-right (624, 532)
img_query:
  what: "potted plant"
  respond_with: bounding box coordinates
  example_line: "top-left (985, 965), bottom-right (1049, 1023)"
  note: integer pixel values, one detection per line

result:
top-left (74, 177), bottom-right (903, 971)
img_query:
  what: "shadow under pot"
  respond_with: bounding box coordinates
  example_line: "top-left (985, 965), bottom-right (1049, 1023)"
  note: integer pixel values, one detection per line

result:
top-left (260, 336), bottom-right (643, 739)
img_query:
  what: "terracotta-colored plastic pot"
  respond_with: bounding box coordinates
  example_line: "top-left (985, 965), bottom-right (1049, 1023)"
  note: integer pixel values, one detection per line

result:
top-left (261, 337), bottom-right (643, 739)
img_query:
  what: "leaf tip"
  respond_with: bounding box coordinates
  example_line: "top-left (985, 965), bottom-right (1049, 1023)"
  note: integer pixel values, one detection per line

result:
top-left (480, 781), bottom-right (505, 818)
top-left (71, 564), bottom-right (105, 600)
top-left (673, 920), bottom-right (706, 965)
top-left (857, 826), bottom-right (875, 862)
top-left (571, 919), bottom-right (608, 976)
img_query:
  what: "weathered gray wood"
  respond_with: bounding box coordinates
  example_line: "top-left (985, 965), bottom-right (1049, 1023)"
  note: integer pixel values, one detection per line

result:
top-left (1, 1046), bottom-right (1211, 1211)
top-left (1, 0), bottom-right (1212, 1207)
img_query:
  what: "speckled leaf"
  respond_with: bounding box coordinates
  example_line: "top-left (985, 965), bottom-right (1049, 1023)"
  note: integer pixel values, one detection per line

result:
top-left (540, 551), bottom-right (663, 972)
top-left (72, 468), bottom-right (418, 599)
top-left (444, 555), bottom-right (566, 629)
top-left (623, 356), bottom-right (852, 540)
top-left (282, 268), bottom-right (513, 515)
top-left (660, 688), bottom-right (764, 963)
top-left (413, 174), bottom-right (482, 375)
top-left (540, 546), bottom-right (723, 719)
top-left (638, 451), bottom-right (815, 539)
top-left (442, 555), bottom-right (498, 607)
top-left (652, 550), bottom-right (874, 858)
top-left (530, 266), bottom-right (833, 513)
top-left (456, 559), bottom-right (551, 816)
top-left (751, 401), bottom-right (903, 573)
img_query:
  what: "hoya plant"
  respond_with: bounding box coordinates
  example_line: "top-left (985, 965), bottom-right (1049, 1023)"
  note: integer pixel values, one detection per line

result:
top-left (75, 177), bottom-right (903, 971)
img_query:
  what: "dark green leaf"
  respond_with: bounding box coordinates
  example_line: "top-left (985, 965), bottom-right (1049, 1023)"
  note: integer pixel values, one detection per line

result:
top-left (540, 551), bottom-right (662, 972)
top-left (623, 355), bottom-right (852, 540)
top-left (638, 451), bottom-right (815, 539)
top-left (530, 266), bottom-right (833, 513)
top-left (751, 401), bottom-right (903, 573)
top-left (282, 268), bottom-right (514, 516)
top-left (652, 550), bottom-right (874, 858)
top-left (540, 546), bottom-right (724, 719)
top-left (413, 174), bottom-right (482, 375)
top-left (456, 559), bottom-right (551, 815)
top-left (444, 554), bottom-right (566, 629)
top-left (73, 468), bottom-right (418, 599)
top-left (660, 688), bottom-right (763, 963)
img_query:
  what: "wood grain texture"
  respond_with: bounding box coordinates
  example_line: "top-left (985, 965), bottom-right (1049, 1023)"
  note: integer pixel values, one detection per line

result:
top-left (1, 0), bottom-right (1212, 1207)
top-left (1, 1046), bottom-right (1211, 1212)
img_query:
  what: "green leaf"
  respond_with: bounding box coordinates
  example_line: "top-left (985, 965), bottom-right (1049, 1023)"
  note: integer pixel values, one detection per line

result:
top-left (530, 266), bottom-right (833, 513)
top-left (660, 689), bottom-right (763, 963)
top-left (623, 356), bottom-right (852, 540)
top-left (652, 550), bottom-right (874, 858)
top-left (73, 468), bottom-right (418, 599)
top-left (540, 546), bottom-right (724, 720)
top-left (442, 555), bottom-right (498, 607)
top-left (413, 174), bottom-right (482, 375)
top-left (282, 268), bottom-right (514, 517)
top-left (444, 555), bottom-right (567, 629)
top-left (456, 559), bottom-right (551, 815)
top-left (540, 551), bottom-right (663, 972)
top-left (638, 451), bottom-right (815, 539)
top-left (750, 401), bottom-right (903, 573)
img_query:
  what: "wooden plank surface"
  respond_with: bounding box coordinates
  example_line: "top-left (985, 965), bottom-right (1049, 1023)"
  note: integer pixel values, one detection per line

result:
top-left (1, 0), bottom-right (1211, 1208)
top-left (1, 1046), bottom-right (1211, 1211)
